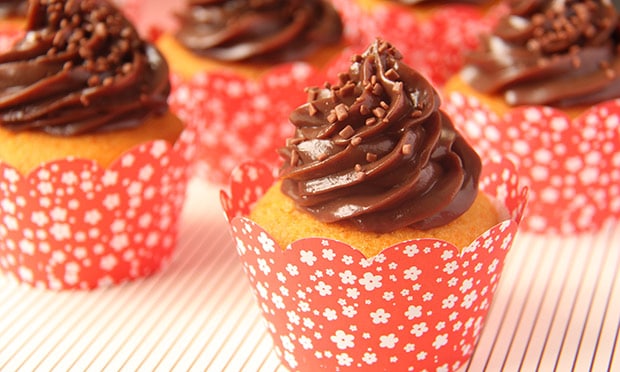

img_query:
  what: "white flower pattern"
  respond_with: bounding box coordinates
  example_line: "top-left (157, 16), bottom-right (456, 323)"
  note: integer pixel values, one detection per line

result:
top-left (444, 91), bottom-right (619, 234)
top-left (0, 140), bottom-right (191, 290)
top-left (331, 330), bottom-right (354, 350)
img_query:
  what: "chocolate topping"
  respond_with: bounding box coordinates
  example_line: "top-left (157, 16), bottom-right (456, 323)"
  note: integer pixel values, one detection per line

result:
top-left (279, 40), bottom-right (482, 233)
top-left (175, 0), bottom-right (343, 62)
top-left (0, 0), bottom-right (26, 18)
top-left (463, 0), bottom-right (620, 107)
top-left (0, 0), bottom-right (171, 135)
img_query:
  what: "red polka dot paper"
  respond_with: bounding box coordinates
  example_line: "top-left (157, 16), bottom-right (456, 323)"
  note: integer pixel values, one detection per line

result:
top-left (169, 63), bottom-right (332, 184)
top-left (221, 158), bottom-right (527, 371)
top-left (168, 0), bottom-right (502, 185)
top-left (444, 94), bottom-right (620, 234)
top-left (0, 131), bottom-right (196, 290)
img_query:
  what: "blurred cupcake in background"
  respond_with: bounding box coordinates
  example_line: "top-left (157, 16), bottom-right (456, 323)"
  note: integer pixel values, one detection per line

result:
top-left (159, 0), bottom-right (346, 79)
top-left (443, 0), bottom-right (620, 233)
top-left (0, 0), bottom-right (194, 290)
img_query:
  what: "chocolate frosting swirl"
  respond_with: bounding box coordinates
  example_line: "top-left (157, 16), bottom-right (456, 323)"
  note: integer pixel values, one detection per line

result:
top-left (279, 40), bottom-right (481, 233)
top-left (0, 0), bottom-right (26, 18)
top-left (175, 0), bottom-right (343, 62)
top-left (463, 0), bottom-right (620, 107)
top-left (0, 0), bottom-right (171, 135)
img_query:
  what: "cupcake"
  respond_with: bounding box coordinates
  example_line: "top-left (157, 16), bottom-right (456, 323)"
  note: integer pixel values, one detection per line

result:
top-left (446, 0), bottom-right (620, 118)
top-left (0, 0), bottom-right (192, 290)
top-left (443, 0), bottom-right (620, 233)
top-left (221, 39), bottom-right (527, 371)
top-left (158, 0), bottom-right (346, 80)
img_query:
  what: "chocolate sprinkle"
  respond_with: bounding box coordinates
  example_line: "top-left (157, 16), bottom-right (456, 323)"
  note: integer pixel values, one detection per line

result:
top-left (339, 125), bottom-right (355, 139)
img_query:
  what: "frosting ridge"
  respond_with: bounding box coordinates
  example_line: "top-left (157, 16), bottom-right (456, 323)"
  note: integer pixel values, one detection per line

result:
top-left (0, 0), bottom-right (170, 135)
top-left (280, 39), bottom-right (481, 233)
top-left (175, 0), bottom-right (343, 62)
top-left (463, 0), bottom-right (620, 107)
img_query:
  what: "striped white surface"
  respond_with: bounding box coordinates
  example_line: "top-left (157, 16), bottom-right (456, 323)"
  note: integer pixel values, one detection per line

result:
top-left (0, 179), bottom-right (618, 371)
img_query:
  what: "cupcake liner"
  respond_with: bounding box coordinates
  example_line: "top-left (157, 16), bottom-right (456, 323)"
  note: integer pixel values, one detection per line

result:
top-left (0, 128), bottom-right (196, 290)
top-left (443, 93), bottom-right (620, 235)
top-left (169, 63), bottom-right (333, 184)
top-left (220, 158), bottom-right (527, 371)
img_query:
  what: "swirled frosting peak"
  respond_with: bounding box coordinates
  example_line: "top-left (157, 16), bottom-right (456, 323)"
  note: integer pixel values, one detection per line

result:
top-left (463, 0), bottom-right (620, 107)
top-left (0, 0), bottom-right (171, 135)
top-left (279, 39), bottom-right (482, 233)
top-left (175, 0), bottom-right (343, 62)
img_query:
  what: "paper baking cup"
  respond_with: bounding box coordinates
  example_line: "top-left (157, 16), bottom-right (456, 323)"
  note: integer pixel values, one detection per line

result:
top-left (220, 158), bottom-right (527, 371)
top-left (0, 129), bottom-right (196, 290)
top-left (444, 94), bottom-right (620, 235)
top-left (169, 62), bottom-right (339, 184)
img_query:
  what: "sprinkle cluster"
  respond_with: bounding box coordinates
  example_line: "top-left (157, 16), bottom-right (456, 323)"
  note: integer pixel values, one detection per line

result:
top-left (526, 0), bottom-right (616, 55)
top-left (32, 0), bottom-right (142, 88)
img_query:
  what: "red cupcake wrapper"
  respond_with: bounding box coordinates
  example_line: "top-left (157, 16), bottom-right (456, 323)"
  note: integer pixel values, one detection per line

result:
top-left (220, 158), bottom-right (527, 371)
top-left (0, 129), bottom-right (196, 290)
top-left (444, 93), bottom-right (620, 234)
top-left (169, 63), bottom-right (334, 184)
